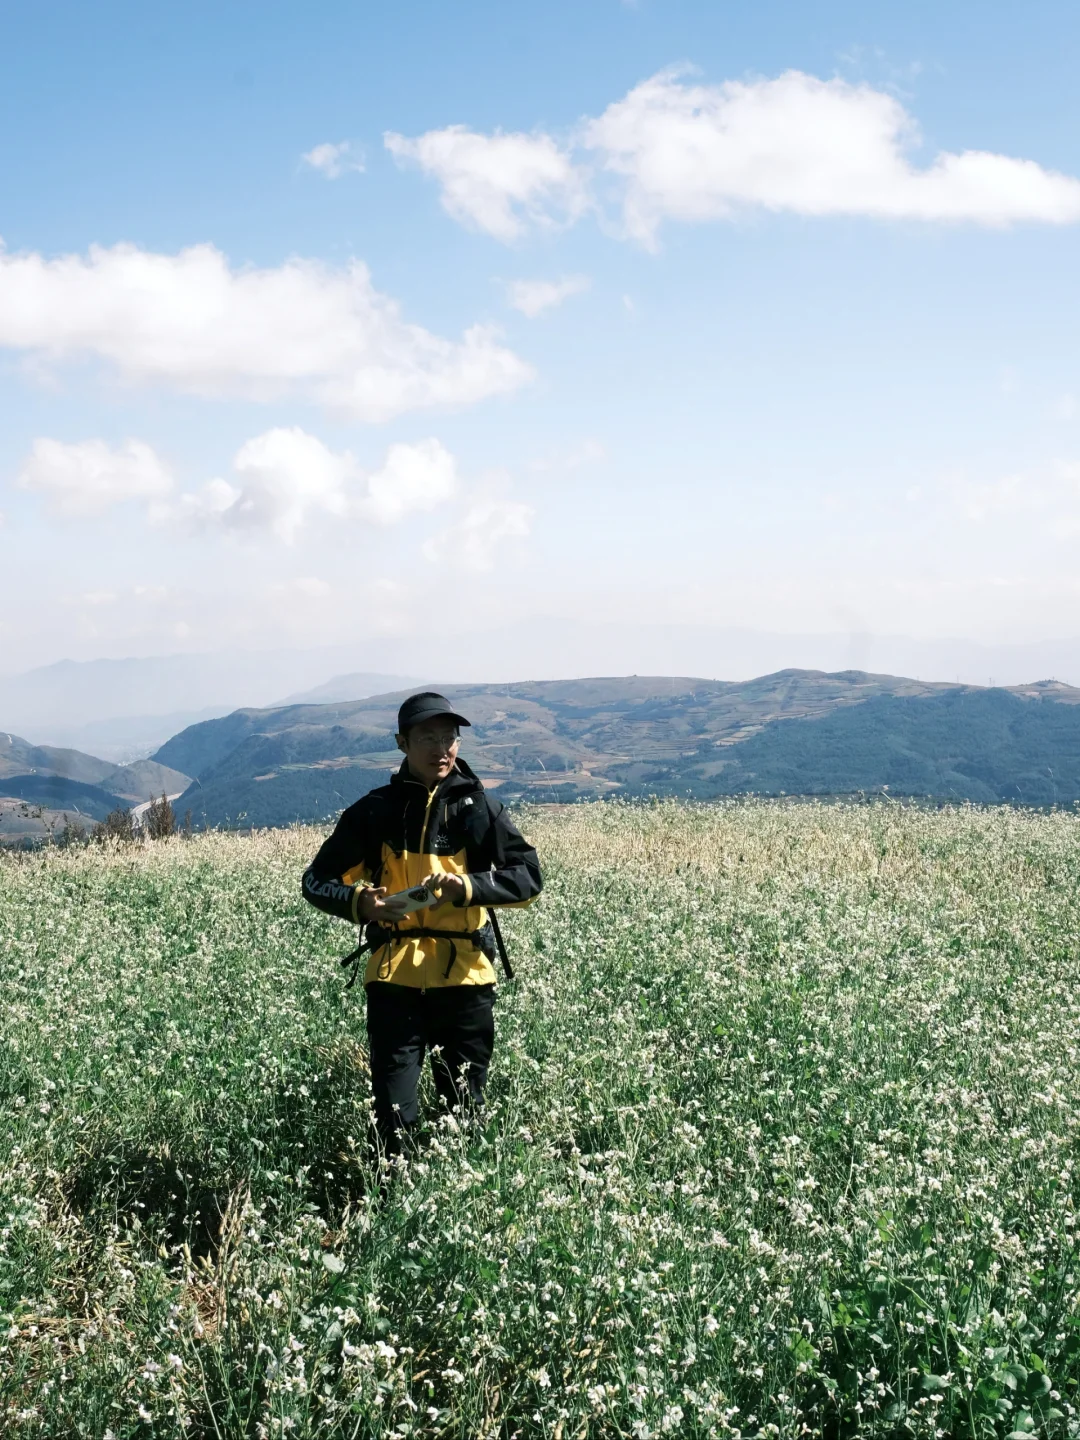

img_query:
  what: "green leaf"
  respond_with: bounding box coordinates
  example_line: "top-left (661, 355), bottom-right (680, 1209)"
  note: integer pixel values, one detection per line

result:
top-left (920, 1374), bottom-right (950, 1393)
top-left (971, 1247), bottom-right (994, 1275)
top-left (788, 1334), bottom-right (818, 1363)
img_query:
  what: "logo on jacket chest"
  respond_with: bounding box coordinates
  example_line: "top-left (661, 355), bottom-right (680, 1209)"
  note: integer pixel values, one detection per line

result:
top-left (432, 826), bottom-right (473, 855)
top-left (425, 797), bottom-right (478, 854)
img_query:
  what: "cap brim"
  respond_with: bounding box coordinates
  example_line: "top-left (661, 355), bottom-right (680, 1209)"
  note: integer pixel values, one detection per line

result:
top-left (402, 707), bottom-right (471, 729)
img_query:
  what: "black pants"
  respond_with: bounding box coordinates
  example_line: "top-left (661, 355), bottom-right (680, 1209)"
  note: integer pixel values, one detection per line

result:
top-left (365, 981), bottom-right (496, 1151)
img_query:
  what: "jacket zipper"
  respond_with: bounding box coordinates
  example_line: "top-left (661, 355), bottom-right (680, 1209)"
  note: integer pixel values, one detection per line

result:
top-left (418, 784), bottom-right (439, 991)
top-left (419, 784), bottom-right (439, 861)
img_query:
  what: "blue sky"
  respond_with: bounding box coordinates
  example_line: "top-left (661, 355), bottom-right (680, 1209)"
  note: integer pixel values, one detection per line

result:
top-left (3, 0), bottom-right (1080, 678)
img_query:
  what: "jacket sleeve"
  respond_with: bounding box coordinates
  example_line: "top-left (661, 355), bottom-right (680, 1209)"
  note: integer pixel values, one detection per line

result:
top-left (301, 805), bottom-right (372, 924)
top-left (461, 799), bottom-right (543, 910)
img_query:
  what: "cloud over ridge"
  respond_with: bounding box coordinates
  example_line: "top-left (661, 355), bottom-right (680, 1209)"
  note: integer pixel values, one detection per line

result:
top-left (0, 242), bottom-right (531, 419)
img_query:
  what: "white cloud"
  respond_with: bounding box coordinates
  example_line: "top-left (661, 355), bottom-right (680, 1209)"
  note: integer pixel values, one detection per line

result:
top-left (0, 242), bottom-right (530, 420)
top-left (583, 69), bottom-right (1080, 244)
top-left (167, 476), bottom-right (244, 530)
top-left (18, 438), bottom-right (173, 517)
top-left (156, 428), bottom-right (460, 543)
top-left (504, 274), bottom-right (590, 317)
top-left (188, 428), bottom-right (353, 543)
top-left (361, 438), bottom-right (458, 525)
top-left (392, 69), bottom-right (1080, 248)
top-left (422, 498), bottom-right (533, 570)
top-left (302, 140), bottom-right (364, 178)
top-left (385, 126), bottom-right (586, 241)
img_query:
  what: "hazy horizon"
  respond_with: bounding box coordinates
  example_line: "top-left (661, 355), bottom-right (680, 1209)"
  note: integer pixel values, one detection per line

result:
top-left (9, 622), bottom-right (1080, 715)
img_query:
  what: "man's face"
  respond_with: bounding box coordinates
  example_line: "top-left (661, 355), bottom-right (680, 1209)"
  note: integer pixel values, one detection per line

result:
top-left (398, 719), bottom-right (461, 786)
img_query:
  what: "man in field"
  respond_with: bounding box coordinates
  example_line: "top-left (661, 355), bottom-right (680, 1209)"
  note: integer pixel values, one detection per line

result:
top-left (301, 691), bottom-right (542, 1154)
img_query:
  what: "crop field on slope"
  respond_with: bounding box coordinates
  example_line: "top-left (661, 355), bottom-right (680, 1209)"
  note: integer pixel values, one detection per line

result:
top-left (2, 803), bottom-right (1080, 1439)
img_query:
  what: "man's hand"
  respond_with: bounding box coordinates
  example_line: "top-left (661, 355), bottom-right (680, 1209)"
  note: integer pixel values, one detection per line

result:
top-left (422, 872), bottom-right (467, 906)
top-left (357, 886), bottom-right (411, 923)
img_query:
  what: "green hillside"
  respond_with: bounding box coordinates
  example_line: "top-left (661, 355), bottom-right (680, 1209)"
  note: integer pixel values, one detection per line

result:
top-left (162, 670), bottom-right (946, 826)
top-left (179, 764), bottom-right (390, 830)
top-left (152, 669), bottom-right (1080, 828)
top-left (697, 687), bottom-right (1080, 804)
top-left (0, 731), bottom-right (190, 803)
top-left (0, 774), bottom-right (128, 820)
top-left (154, 709), bottom-right (303, 780)
top-left (0, 733), bottom-right (118, 787)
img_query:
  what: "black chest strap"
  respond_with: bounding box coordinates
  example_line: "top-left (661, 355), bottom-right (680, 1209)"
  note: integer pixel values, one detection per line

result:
top-left (340, 918), bottom-right (513, 988)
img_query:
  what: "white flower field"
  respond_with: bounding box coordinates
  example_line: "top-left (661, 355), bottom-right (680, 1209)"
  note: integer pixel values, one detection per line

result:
top-left (2, 800), bottom-right (1080, 1437)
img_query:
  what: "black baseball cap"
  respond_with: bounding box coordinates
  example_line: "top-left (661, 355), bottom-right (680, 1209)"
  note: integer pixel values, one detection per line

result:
top-left (396, 691), bottom-right (471, 734)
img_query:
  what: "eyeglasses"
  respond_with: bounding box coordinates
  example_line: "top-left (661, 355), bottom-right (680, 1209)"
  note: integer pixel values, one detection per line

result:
top-left (413, 731), bottom-right (460, 752)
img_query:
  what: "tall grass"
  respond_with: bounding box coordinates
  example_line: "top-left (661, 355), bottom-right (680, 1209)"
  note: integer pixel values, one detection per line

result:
top-left (1, 800), bottom-right (1080, 1437)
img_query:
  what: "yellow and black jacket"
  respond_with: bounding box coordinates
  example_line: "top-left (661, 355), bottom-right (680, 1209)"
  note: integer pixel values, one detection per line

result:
top-left (302, 758), bottom-right (542, 989)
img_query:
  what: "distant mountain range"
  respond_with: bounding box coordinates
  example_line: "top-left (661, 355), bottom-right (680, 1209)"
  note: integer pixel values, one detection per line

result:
top-left (0, 732), bottom-right (192, 840)
top-left (14, 621), bottom-right (1080, 761)
top-left (0, 733), bottom-right (190, 800)
top-left (8, 667), bottom-right (1080, 841)
top-left (149, 669), bottom-right (1080, 830)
